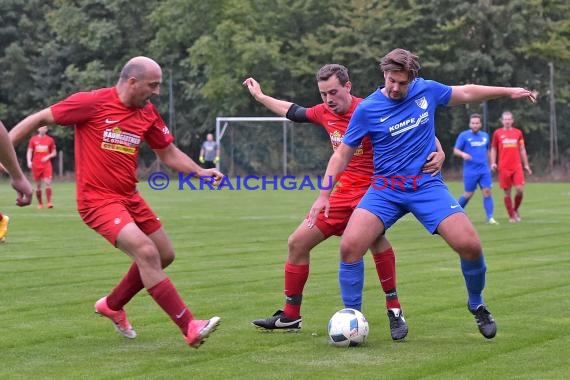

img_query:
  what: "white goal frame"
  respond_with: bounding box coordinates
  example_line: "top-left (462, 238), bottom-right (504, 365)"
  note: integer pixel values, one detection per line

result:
top-left (215, 116), bottom-right (291, 176)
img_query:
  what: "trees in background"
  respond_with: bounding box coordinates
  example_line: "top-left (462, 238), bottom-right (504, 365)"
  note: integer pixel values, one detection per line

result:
top-left (1, 0), bottom-right (568, 175)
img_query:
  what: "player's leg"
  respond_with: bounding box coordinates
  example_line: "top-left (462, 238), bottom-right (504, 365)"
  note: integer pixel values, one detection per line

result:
top-left (411, 183), bottom-right (495, 339)
top-left (44, 164), bottom-right (53, 208)
top-left (458, 172), bottom-right (477, 208)
top-left (251, 220), bottom-right (325, 331)
top-left (500, 170), bottom-right (516, 222)
top-left (369, 234), bottom-right (408, 340)
top-left (339, 208), bottom-right (385, 311)
top-left (512, 167), bottom-right (525, 221)
top-left (480, 171), bottom-right (497, 224)
top-left (33, 168), bottom-right (43, 208)
top-left (116, 224), bottom-right (219, 347)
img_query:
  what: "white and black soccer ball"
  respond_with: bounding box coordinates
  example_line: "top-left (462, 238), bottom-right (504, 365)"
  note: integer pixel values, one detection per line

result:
top-left (327, 308), bottom-right (369, 347)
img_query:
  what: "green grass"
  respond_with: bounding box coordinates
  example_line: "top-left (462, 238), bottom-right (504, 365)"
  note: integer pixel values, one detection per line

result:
top-left (0, 180), bottom-right (569, 379)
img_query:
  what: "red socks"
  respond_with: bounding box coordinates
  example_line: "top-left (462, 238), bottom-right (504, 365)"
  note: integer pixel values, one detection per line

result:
top-left (106, 263), bottom-right (144, 311)
top-left (514, 193), bottom-right (523, 211)
top-left (282, 262), bottom-right (309, 319)
top-left (36, 190), bottom-right (43, 205)
top-left (148, 278), bottom-right (193, 334)
top-left (504, 196), bottom-right (515, 217)
top-left (46, 187), bottom-right (52, 203)
top-left (372, 248), bottom-right (401, 309)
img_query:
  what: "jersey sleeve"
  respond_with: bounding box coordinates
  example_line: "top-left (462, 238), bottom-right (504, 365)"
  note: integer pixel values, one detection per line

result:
top-left (51, 91), bottom-right (98, 126)
top-left (425, 80), bottom-right (452, 106)
top-left (305, 104), bottom-right (324, 125)
top-left (454, 132), bottom-right (465, 150)
top-left (517, 129), bottom-right (525, 147)
top-left (144, 106), bottom-right (174, 149)
top-left (343, 105), bottom-right (368, 148)
top-left (27, 137), bottom-right (35, 150)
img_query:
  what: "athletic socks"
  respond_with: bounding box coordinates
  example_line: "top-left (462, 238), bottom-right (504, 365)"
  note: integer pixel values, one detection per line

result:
top-left (339, 259), bottom-right (364, 311)
top-left (106, 262), bottom-right (144, 311)
top-left (46, 187), bottom-right (52, 203)
top-left (483, 195), bottom-right (494, 220)
top-left (504, 196), bottom-right (514, 217)
top-left (148, 277), bottom-right (193, 334)
top-left (36, 189), bottom-right (43, 206)
top-left (282, 262), bottom-right (309, 319)
top-left (460, 255), bottom-right (486, 310)
top-left (514, 193), bottom-right (523, 211)
top-left (458, 195), bottom-right (469, 208)
top-left (372, 248), bottom-right (401, 309)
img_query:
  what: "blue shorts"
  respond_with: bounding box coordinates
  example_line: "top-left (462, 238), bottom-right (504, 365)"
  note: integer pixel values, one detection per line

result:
top-left (357, 178), bottom-right (463, 234)
top-left (463, 170), bottom-right (493, 192)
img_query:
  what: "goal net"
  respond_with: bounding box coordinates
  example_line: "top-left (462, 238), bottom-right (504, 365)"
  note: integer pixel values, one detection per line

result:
top-left (215, 117), bottom-right (331, 177)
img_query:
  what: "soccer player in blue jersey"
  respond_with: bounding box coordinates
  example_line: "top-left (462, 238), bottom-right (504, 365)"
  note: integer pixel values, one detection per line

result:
top-left (308, 48), bottom-right (537, 339)
top-left (453, 113), bottom-right (498, 224)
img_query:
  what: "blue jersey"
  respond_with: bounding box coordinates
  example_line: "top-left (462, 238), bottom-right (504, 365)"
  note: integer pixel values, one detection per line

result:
top-left (454, 130), bottom-right (490, 173)
top-left (343, 78), bottom-right (452, 189)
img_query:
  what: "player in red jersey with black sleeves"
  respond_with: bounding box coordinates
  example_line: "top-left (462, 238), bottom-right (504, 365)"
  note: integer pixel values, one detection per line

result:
top-left (490, 111), bottom-right (532, 223)
top-left (27, 126), bottom-right (57, 208)
top-left (10, 56), bottom-right (221, 348)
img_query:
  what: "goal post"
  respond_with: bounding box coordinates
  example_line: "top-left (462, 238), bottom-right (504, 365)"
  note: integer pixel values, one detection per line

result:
top-left (216, 117), bottom-right (290, 176)
top-left (214, 116), bottom-right (331, 178)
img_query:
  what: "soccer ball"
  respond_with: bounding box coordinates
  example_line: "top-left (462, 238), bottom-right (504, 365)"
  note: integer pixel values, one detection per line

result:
top-left (327, 308), bottom-right (369, 347)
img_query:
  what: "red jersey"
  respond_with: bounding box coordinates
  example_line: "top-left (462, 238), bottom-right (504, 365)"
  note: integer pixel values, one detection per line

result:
top-left (28, 135), bottom-right (56, 166)
top-left (491, 127), bottom-right (525, 171)
top-left (51, 87), bottom-right (173, 209)
top-left (305, 96), bottom-right (373, 189)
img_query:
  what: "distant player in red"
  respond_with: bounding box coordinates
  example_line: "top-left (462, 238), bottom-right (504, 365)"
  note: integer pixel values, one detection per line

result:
top-left (243, 64), bottom-right (444, 341)
top-left (10, 56), bottom-right (222, 348)
top-left (490, 111), bottom-right (532, 222)
top-left (27, 126), bottom-right (57, 208)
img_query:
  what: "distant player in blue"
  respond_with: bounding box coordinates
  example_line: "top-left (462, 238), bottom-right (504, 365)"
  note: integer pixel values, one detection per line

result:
top-left (308, 48), bottom-right (537, 339)
top-left (454, 113), bottom-right (498, 225)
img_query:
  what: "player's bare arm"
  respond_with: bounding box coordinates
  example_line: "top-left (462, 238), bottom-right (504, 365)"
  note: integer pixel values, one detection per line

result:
top-left (453, 147), bottom-right (472, 161)
top-left (154, 143), bottom-right (224, 186)
top-left (448, 85), bottom-right (537, 106)
top-left (243, 77), bottom-right (293, 117)
top-left (307, 143), bottom-right (355, 228)
top-left (422, 137), bottom-right (446, 176)
top-left (0, 122), bottom-right (33, 206)
top-left (9, 108), bottom-right (55, 145)
top-left (520, 145), bottom-right (532, 175)
top-left (490, 146), bottom-right (498, 172)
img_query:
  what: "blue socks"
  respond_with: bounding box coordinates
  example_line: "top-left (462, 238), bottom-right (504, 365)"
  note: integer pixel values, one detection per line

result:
top-left (458, 195), bottom-right (469, 208)
top-left (483, 195), bottom-right (494, 220)
top-left (339, 259), bottom-right (364, 311)
top-left (460, 255), bottom-right (486, 310)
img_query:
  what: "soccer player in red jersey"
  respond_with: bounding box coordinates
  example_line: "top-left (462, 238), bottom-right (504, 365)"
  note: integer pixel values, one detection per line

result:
top-left (27, 126), bottom-right (57, 209)
top-left (490, 111), bottom-right (532, 223)
top-left (243, 64), bottom-right (445, 340)
top-left (9, 56), bottom-right (222, 348)
top-left (0, 120), bottom-right (33, 242)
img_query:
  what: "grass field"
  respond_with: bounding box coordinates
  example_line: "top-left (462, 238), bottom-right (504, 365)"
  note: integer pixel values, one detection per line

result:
top-left (1, 180), bottom-right (569, 379)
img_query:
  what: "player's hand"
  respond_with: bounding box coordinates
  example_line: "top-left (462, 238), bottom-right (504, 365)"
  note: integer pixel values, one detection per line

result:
top-left (306, 194), bottom-right (330, 228)
top-left (11, 176), bottom-right (33, 207)
top-left (524, 164), bottom-right (532, 175)
top-left (41, 156), bottom-right (50, 163)
top-left (422, 149), bottom-right (445, 176)
top-left (510, 88), bottom-right (538, 103)
top-left (243, 77), bottom-right (264, 99)
top-left (197, 168), bottom-right (224, 187)
top-left (490, 163), bottom-right (497, 173)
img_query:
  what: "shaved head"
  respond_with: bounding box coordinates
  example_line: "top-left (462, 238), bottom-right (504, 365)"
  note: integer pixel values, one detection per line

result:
top-left (120, 56), bottom-right (162, 81)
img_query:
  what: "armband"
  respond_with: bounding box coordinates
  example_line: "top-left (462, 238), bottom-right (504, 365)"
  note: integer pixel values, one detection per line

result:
top-left (286, 104), bottom-right (309, 123)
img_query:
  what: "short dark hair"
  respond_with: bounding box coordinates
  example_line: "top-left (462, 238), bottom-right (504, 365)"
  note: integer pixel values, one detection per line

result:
top-left (316, 64), bottom-right (350, 85)
top-left (379, 48), bottom-right (420, 81)
top-left (470, 113), bottom-right (482, 121)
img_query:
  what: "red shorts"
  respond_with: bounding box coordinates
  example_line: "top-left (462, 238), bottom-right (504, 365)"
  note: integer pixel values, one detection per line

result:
top-left (78, 193), bottom-right (162, 246)
top-left (313, 186), bottom-right (367, 238)
top-left (498, 167), bottom-right (525, 189)
top-left (32, 163), bottom-right (52, 182)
